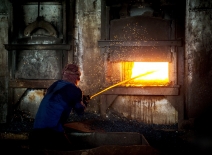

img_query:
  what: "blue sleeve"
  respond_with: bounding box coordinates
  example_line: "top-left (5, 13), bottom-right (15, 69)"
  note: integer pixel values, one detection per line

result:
top-left (74, 101), bottom-right (86, 115)
top-left (60, 84), bottom-right (86, 115)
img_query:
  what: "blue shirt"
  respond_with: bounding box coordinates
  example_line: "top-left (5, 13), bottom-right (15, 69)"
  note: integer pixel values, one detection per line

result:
top-left (33, 80), bottom-right (85, 132)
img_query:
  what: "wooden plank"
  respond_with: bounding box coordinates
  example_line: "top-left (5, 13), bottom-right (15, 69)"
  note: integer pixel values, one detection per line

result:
top-left (9, 80), bottom-right (57, 88)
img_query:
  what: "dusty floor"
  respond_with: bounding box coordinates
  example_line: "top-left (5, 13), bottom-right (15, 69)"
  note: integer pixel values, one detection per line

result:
top-left (0, 111), bottom-right (212, 155)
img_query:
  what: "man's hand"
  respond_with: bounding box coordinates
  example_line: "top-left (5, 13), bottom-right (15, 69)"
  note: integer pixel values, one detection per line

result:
top-left (83, 95), bottom-right (90, 107)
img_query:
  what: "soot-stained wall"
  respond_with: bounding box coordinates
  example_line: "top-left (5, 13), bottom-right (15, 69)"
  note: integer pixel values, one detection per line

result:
top-left (184, 0), bottom-right (212, 131)
top-left (0, 0), bottom-right (212, 131)
top-left (0, 0), bottom-right (10, 122)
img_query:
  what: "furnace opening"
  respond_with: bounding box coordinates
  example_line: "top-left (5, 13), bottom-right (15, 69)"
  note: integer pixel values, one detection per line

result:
top-left (122, 62), bottom-right (169, 86)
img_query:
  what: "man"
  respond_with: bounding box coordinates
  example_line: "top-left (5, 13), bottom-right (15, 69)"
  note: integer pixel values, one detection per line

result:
top-left (29, 63), bottom-right (89, 151)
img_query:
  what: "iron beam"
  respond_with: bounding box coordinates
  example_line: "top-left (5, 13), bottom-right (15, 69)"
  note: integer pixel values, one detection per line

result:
top-left (98, 40), bottom-right (182, 47)
top-left (4, 44), bottom-right (71, 50)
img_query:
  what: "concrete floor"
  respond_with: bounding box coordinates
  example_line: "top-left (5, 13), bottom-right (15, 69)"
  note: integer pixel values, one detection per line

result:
top-left (0, 112), bottom-right (212, 155)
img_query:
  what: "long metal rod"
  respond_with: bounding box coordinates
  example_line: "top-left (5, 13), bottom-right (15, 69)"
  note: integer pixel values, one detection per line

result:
top-left (90, 70), bottom-right (156, 99)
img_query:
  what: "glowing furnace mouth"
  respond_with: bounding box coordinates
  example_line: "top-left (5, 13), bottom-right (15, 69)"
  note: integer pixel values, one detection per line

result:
top-left (123, 62), bottom-right (169, 86)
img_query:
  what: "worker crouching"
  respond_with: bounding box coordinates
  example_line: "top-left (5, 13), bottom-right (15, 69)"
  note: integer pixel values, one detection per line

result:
top-left (29, 63), bottom-right (89, 151)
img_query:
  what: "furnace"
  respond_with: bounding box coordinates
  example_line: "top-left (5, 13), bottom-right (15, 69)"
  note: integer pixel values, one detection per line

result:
top-left (4, 0), bottom-right (73, 120)
top-left (3, 0), bottom-right (184, 126)
top-left (98, 15), bottom-right (181, 92)
top-left (97, 1), bottom-right (183, 124)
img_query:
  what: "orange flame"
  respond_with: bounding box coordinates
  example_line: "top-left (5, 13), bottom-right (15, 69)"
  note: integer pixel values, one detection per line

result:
top-left (125, 62), bottom-right (169, 86)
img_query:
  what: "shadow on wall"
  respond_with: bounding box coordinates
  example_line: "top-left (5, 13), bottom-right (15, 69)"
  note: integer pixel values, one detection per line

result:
top-left (194, 104), bottom-right (212, 137)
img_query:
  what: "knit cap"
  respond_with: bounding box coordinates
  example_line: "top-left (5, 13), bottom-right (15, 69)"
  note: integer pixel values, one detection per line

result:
top-left (62, 64), bottom-right (81, 85)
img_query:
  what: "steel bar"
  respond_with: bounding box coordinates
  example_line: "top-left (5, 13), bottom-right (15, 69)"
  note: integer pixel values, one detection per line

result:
top-left (4, 44), bottom-right (71, 50)
top-left (98, 40), bottom-right (182, 47)
top-left (90, 71), bottom-right (156, 99)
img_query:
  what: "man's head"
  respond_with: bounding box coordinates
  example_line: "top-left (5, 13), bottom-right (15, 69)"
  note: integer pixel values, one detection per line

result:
top-left (62, 63), bottom-right (81, 85)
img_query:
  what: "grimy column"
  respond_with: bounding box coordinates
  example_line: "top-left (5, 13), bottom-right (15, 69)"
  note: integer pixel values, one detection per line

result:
top-left (0, 0), bottom-right (9, 123)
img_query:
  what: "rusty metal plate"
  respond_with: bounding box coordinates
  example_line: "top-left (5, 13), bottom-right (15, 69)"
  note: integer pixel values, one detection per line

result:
top-left (14, 50), bottom-right (62, 79)
top-left (110, 16), bottom-right (171, 40)
top-left (109, 46), bottom-right (172, 62)
top-left (109, 16), bottom-right (173, 62)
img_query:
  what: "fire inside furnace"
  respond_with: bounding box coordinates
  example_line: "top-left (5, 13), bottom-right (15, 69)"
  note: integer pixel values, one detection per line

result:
top-left (122, 62), bottom-right (169, 86)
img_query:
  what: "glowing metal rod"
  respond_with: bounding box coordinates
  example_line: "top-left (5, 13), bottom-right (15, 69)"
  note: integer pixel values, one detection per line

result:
top-left (90, 70), bottom-right (156, 99)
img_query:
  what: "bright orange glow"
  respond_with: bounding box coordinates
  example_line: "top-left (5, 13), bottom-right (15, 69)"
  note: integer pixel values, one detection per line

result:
top-left (123, 62), bottom-right (169, 86)
top-left (132, 62), bottom-right (168, 79)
